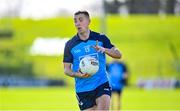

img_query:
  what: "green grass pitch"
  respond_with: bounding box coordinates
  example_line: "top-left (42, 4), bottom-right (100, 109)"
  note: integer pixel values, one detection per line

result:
top-left (0, 15), bottom-right (180, 110)
top-left (0, 87), bottom-right (179, 110)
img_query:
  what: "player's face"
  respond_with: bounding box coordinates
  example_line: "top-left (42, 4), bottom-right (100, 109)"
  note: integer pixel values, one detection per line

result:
top-left (74, 14), bottom-right (90, 34)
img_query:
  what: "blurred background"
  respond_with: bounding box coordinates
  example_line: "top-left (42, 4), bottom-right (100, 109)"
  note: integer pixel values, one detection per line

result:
top-left (0, 0), bottom-right (180, 110)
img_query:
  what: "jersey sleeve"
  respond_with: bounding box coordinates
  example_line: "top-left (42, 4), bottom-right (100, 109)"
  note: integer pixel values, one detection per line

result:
top-left (63, 41), bottom-right (73, 63)
top-left (102, 35), bottom-right (114, 49)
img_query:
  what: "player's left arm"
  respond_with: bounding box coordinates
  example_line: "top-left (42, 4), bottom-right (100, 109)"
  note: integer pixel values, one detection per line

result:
top-left (104, 46), bottom-right (121, 59)
top-left (93, 40), bottom-right (121, 59)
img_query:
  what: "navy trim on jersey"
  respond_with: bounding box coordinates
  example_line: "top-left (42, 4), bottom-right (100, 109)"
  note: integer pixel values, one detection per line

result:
top-left (63, 30), bottom-right (114, 93)
top-left (63, 30), bottom-right (114, 63)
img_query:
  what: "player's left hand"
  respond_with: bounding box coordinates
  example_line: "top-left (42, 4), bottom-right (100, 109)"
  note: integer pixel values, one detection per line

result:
top-left (92, 40), bottom-right (106, 53)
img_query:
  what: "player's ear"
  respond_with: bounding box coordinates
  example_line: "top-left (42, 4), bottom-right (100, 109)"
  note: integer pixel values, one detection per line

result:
top-left (88, 19), bottom-right (91, 24)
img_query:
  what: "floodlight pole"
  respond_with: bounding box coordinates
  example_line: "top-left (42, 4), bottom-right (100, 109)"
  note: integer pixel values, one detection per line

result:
top-left (100, 0), bottom-right (107, 34)
top-left (159, 0), bottom-right (167, 18)
top-left (174, 0), bottom-right (180, 16)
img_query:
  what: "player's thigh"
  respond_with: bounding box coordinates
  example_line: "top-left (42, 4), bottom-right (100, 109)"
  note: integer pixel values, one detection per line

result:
top-left (76, 91), bottom-right (96, 110)
top-left (84, 105), bottom-right (96, 111)
top-left (96, 94), bottom-right (111, 110)
top-left (94, 82), bottom-right (111, 110)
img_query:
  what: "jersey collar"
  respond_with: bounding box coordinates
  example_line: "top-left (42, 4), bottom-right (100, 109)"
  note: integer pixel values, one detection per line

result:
top-left (76, 30), bottom-right (92, 42)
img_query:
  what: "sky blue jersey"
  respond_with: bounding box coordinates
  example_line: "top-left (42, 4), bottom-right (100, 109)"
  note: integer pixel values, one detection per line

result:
top-left (107, 61), bottom-right (127, 90)
top-left (63, 31), bottom-right (114, 93)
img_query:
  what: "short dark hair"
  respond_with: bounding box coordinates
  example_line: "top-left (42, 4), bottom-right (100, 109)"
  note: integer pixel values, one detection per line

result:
top-left (74, 10), bottom-right (90, 19)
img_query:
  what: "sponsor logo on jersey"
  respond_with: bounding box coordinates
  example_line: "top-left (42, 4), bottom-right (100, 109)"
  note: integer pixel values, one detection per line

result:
top-left (74, 49), bottom-right (81, 54)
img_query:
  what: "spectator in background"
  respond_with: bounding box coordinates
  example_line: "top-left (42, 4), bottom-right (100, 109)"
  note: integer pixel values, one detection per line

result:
top-left (107, 60), bottom-right (128, 110)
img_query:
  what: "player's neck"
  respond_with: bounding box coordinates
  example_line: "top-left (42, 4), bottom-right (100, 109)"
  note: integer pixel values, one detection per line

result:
top-left (79, 29), bottom-right (90, 40)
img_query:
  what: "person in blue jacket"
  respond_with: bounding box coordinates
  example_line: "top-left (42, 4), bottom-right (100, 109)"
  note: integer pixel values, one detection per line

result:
top-left (107, 60), bottom-right (128, 110)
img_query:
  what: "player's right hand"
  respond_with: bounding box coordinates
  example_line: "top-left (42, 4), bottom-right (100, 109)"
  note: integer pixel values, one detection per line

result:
top-left (75, 70), bottom-right (91, 78)
top-left (80, 73), bottom-right (91, 78)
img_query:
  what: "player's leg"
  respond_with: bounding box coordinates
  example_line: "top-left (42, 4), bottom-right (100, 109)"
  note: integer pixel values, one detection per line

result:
top-left (111, 92), bottom-right (114, 110)
top-left (94, 82), bottom-right (112, 110)
top-left (111, 91), bottom-right (116, 110)
top-left (83, 105), bottom-right (96, 111)
top-left (117, 90), bottom-right (122, 110)
top-left (111, 91), bottom-right (119, 110)
top-left (95, 94), bottom-right (111, 110)
top-left (76, 91), bottom-right (96, 110)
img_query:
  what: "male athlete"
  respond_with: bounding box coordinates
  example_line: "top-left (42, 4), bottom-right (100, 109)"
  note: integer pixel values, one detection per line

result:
top-left (63, 10), bottom-right (121, 110)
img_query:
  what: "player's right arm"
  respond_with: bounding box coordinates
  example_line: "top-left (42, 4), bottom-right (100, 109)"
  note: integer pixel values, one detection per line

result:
top-left (63, 62), bottom-right (90, 78)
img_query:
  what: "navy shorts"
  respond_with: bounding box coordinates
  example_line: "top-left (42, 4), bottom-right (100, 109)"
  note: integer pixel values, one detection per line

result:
top-left (76, 82), bottom-right (111, 110)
